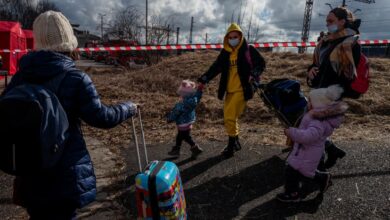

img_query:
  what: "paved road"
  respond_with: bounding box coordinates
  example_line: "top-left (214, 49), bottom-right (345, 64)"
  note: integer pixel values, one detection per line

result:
top-left (75, 59), bottom-right (113, 68)
top-left (0, 173), bottom-right (26, 219)
top-left (123, 140), bottom-right (390, 220)
top-left (1, 139), bottom-right (389, 219)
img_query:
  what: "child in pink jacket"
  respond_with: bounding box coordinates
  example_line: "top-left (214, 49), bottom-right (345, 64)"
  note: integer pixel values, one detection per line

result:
top-left (277, 85), bottom-right (348, 202)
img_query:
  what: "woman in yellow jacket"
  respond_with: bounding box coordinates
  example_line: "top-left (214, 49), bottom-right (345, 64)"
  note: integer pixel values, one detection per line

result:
top-left (198, 23), bottom-right (265, 158)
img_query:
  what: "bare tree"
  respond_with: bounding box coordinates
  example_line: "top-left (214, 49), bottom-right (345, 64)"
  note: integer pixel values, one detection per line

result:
top-left (247, 8), bottom-right (253, 42)
top-left (227, 0), bottom-right (263, 43)
top-left (106, 6), bottom-right (143, 42)
top-left (252, 22), bottom-right (262, 42)
top-left (37, 0), bottom-right (58, 13)
top-left (148, 14), bottom-right (172, 45)
top-left (0, 0), bottom-right (59, 29)
top-left (107, 6), bottom-right (175, 46)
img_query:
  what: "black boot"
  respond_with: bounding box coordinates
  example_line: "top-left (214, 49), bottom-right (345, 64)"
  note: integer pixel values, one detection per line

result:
top-left (168, 146), bottom-right (181, 156)
top-left (317, 154), bottom-right (327, 172)
top-left (314, 171), bottom-right (332, 193)
top-left (221, 136), bottom-right (236, 158)
top-left (324, 140), bottom-right (346, 169)
top-left (234, 136), bottom-right (242, 151)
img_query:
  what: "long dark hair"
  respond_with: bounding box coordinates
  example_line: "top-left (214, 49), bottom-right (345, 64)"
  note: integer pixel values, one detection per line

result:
top-left (330, 7), bottom-right (361, 33)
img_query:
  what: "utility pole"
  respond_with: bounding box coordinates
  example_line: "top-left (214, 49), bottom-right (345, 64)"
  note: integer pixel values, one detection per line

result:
top-left (145, 0), bottom-right (148, 44)
top-left (299, 0), bottom-right (314, 53)
top-left (176, 27), bottom-right (180, 45)
top-left (98, 13), bottom-right (106, 41)
top-left (166, 25), bottom-right (170, 45)
top-left (189, 16), bottom-right (194, 44)
top-left (205, 33), bottom-right (208, 44)
top-left (247, 9), bottom-right (253, 43)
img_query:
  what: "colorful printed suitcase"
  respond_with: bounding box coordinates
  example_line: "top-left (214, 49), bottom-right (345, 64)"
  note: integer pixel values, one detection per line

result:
top-left (131, 109), bottom-right (187, 220)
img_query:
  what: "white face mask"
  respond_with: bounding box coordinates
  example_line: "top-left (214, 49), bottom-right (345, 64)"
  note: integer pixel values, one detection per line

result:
top-left (327, 24), bottom-right (339, 33)
top-left (228, 38), bottom-right (240, 47)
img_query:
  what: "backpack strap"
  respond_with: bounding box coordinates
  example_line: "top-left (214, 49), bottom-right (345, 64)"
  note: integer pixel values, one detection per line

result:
top-left (43, 72), bottom-right (67, 94)
top-left (245, 45), bottom-right (253, 70)
top-left (246, 45), bottom-right (262, 84)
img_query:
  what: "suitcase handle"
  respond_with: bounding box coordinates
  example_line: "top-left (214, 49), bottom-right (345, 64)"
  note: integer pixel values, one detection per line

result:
top-left (131, 108), bottom-right (149, 172)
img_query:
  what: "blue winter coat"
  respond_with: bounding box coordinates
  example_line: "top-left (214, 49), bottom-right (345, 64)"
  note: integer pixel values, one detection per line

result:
top-left (3, 51), bottom-right (136, 208)
top-left (167, 90), bottom-right (202, 125)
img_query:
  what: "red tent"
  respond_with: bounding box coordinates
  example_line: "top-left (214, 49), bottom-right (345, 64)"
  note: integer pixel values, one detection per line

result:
top-left (0, 21), bottom-right (27, 76)
top-left (23, 29), bottom-right (34, 50)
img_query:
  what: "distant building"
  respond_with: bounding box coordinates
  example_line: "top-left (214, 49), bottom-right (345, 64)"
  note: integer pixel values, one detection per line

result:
top-left (73, 28), bottom-right (101, 48)
top-left (71, 24), bottom-right (100, 48)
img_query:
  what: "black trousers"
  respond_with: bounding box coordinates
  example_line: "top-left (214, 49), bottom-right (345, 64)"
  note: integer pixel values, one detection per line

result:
top-left (176, 130), bottom-right (195, 147)
top-left (284, 165), bottom-right (308, 193)
top-left (284, 165), bottom-right (327, 194)
top-left (27, 203), bottom-right (77, 220)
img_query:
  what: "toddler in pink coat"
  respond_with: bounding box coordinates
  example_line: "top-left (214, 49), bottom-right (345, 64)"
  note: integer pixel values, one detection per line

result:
top-left (277, 85), bottom-right (348, 202)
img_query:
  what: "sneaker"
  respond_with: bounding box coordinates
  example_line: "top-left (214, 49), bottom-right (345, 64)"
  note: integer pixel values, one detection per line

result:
top-left (276, 192), bottom-right (301, 202)
top-left (190, 145), bottom-right (203, 158)
top-left (168, 146), bottom-right (180, 156)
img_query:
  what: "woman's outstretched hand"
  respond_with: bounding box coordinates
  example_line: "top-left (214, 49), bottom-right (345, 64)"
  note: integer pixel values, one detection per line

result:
top-left (308, 67), bottom-right (319, 80)
top-left (197, 83), bottom-right (205, 91)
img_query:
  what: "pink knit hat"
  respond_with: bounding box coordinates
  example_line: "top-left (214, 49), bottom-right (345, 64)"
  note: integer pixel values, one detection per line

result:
top-left (177, 80), bottom-right (196, 97)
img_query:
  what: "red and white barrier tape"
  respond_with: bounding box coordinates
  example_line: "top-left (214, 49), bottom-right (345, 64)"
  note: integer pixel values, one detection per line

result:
top-left (0, 40), bottom-right (389, 53)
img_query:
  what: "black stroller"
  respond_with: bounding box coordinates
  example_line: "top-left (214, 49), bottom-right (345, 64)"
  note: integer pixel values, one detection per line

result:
top-left (253, 78), bottom-right (308, 128)
top-left (253, 78), bottom-right (308, 149)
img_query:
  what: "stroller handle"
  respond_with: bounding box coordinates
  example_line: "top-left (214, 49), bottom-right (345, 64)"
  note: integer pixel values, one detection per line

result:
top-left (252, 81), bottom-right (266, 90)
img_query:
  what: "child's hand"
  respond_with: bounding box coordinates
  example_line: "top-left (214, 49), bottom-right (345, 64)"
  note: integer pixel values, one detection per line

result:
top-left (284, 129), bottom-right (293, 147)
top-left (284, 128), bottom-right (290, 138)
top-left (197, 83), bottom-right (205, 91)
top-left (165, 112), bottom-right (173, 123)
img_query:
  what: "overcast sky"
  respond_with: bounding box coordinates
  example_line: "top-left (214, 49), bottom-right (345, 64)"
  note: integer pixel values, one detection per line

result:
top-left (51, 0), bottom-right (390, 44)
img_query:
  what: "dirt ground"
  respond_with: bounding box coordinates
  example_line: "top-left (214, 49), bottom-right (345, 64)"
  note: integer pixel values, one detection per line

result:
top-left (80, 51), bottom-right (390, 219)
top-left (1, 51), bottom-right (389, 219)
top-left (83, 50), bottom-right (390, 147)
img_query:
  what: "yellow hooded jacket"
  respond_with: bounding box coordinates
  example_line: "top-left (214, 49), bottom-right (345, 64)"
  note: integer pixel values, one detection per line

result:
top-left (224, 23), bottom-right (244, 93)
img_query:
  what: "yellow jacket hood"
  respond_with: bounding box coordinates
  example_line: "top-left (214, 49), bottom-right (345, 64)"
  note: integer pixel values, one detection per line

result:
top-left (224, 23), bottom-right (244, 52)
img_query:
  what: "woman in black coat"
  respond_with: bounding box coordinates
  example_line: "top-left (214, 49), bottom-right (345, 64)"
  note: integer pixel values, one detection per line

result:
top-left (307, 7), bottom-right (362, 169)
